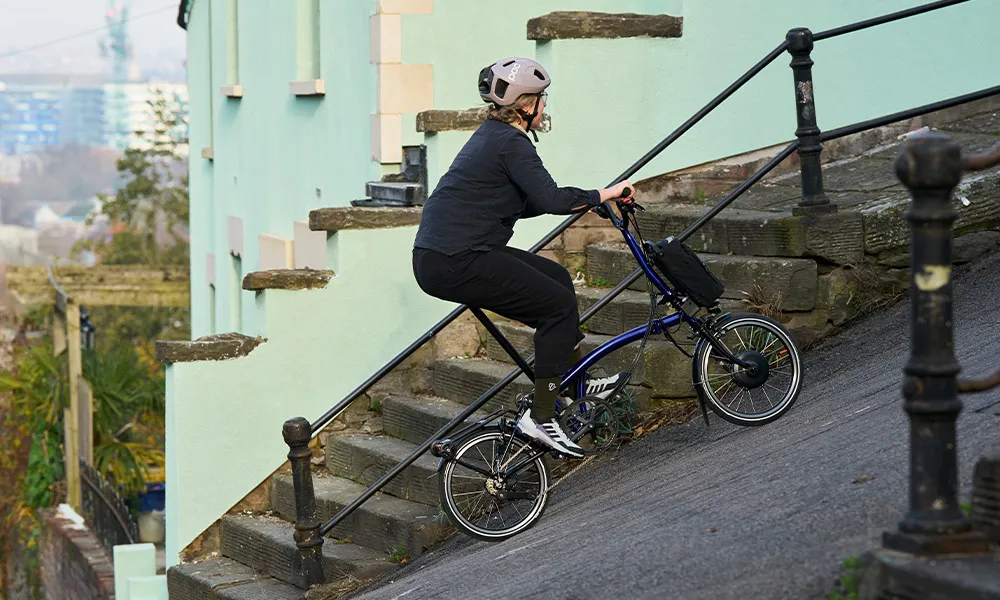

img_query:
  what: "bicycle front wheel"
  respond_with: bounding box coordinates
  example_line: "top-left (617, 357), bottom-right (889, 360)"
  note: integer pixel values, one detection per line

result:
top-left (693, 313), bottom-right (802, 426)
top-left (438, 429), bottom-right (549, 542)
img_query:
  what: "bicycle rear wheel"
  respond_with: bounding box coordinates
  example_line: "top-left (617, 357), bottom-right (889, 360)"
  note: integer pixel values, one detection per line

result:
top-left (693, 313), bottom-right (802, 426)
top-left (438, 429), bottom-right (549, 542)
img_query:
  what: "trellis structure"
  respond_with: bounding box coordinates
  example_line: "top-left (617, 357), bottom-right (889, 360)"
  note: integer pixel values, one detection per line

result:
top-left (5, 264), bottom-right (189, 510)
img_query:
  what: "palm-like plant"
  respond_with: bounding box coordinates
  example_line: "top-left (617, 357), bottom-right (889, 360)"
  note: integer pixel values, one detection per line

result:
top-left (0, 340), bottom-right (164, 501)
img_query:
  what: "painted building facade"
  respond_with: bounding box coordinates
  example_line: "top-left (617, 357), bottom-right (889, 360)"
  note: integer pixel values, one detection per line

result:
top-left (168, 0), bottom-right (1000, 564)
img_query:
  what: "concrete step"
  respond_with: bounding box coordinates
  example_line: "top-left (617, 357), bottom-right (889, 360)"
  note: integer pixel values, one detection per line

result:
top-left (167, 556), bottom-right (307, 600)
top-left (485, 321), bottom-right (695, 399)
top-left (382, 394), bottom-right (488, 445)
top-left (271, 472), bottom-right (450, 557)
top-left (325, 434), bottom-right (440, 506)
top-left (574, 286), bottom-right (752, 335)
top-left (432, 357), bottom-right (533, 412)
top-left (586, 243), bottom-right (817, 312)
top-left (635, 204), bottom-right (803, 256)
top-left (575, 286), bottom-right (670, 336)
top-left (366, 181), bottom-right (425, 205)
top-left (219, 514), bottom-right (396, 589)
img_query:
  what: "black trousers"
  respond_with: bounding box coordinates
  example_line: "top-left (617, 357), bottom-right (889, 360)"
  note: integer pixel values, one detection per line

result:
top-left (413, 246), bottom-right (584, 380)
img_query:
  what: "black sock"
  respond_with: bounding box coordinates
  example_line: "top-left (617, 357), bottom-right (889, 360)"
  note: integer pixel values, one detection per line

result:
top-left (531, 376), bottom-right (561, 422)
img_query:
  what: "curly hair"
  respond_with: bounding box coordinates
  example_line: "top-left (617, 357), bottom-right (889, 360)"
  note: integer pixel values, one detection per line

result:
top-left (486, 94), bottom-right (542, 125)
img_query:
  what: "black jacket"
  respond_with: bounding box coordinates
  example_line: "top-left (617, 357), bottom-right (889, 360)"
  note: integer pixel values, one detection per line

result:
top-left (413, 119), bottom-right (601, 255)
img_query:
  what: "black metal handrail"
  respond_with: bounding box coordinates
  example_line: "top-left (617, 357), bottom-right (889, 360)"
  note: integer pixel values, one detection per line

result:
top-left (285, 0), bottom-right (994, 585)
top-left (80, 461), bottom-right (139, 558)
top-left (309, 0), bottom-right (795, 438)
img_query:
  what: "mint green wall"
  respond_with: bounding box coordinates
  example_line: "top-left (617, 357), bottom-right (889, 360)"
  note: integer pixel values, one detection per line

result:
top-left (403, 0), bottom-right (1000, 248)
top-left (187, 0), bottom-right (379, 339)
top-left (165, 226), bottom-right (449, 565)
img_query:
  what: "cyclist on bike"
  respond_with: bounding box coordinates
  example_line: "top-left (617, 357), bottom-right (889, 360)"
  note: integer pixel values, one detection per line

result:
top-left (412, 57), bottom-right (635, 458)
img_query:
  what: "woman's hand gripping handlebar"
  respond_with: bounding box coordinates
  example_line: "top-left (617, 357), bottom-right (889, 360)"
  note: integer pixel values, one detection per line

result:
top-left (594, 185), bottom-right (644, 227)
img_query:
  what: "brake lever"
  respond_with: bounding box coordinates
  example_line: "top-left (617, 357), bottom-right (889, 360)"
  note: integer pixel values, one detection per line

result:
top-left (617, 187), bottom-right (644, 212)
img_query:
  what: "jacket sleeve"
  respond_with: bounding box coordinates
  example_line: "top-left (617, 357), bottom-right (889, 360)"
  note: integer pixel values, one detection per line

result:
top-left (500, 134), bottom-right (601, 218)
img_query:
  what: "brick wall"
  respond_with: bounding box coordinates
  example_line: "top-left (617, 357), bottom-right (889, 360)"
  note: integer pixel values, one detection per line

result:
top-left (39, 509), bottom-right (114, 600)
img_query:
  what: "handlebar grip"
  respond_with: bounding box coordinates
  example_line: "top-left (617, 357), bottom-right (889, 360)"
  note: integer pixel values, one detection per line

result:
top-left (620, 187), bottom-right (632, 198)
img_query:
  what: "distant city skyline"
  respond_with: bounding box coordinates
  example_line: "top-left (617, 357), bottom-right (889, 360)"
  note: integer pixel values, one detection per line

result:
top-left (0, 0), bottom-right (186, 82)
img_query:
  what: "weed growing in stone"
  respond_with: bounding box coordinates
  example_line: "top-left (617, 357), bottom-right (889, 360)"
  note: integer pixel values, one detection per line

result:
top-left (388, 540), bottom-right (409, 563)
top-left (827, 556), bottom-right (859, 600)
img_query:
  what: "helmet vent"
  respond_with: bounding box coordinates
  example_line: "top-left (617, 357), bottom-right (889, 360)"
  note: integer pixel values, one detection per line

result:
top-left (494, 79), bottom-right (510, 99)
top-left (533, 69), bottom-right (544, 80)
top-left (502, 60), bottom-right (515, 67)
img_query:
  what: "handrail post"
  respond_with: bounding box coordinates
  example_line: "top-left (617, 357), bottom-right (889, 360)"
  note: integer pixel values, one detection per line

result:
top-left (283, 417), bottom-right (325, 586)
top-left (786, 28), bottom-right (834, 215)
top-left (881, 132), bottom-right (988, 556)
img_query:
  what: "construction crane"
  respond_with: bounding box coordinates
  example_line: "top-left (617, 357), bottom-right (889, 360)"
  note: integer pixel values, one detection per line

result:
top-left (99, 1), bottom-right (132, 151)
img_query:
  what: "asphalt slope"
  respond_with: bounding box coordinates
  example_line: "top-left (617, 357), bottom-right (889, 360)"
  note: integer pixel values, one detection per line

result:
top-left (349, 249), bottom-right (1000, 600)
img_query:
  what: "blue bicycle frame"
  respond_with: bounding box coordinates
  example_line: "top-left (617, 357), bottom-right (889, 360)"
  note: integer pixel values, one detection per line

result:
top-left (558, 205), bottom-right (699, 405)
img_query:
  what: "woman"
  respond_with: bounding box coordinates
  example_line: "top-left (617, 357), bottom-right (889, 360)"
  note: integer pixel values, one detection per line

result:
top-left (412, 57), bottom-right (635, 458)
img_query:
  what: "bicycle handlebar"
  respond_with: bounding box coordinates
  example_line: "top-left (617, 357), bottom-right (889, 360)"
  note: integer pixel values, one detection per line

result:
top-left (594, 187), bottom-right (644, 227)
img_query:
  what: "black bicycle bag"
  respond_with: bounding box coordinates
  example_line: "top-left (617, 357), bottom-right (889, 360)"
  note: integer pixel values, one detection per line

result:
top-left (649, 238), bottom-right (725, 308)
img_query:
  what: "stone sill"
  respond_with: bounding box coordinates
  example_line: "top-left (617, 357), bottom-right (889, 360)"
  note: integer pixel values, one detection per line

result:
top-left (309, 206), bottom-right (422, 232)
top-left (416, 107), bottom-right (551, 134)
top-left (290, 79), bottom-right (325, 96)
top-left (156, 333), bottom-right (265, 364)
top-left (527, 11), bottom-right (683, 40)
top-left (242, 268), bottom-right (334, 291)
top-left (201, 147), bottom-right (214, 160)
top-left (220, 84), bottom-right (243, 98)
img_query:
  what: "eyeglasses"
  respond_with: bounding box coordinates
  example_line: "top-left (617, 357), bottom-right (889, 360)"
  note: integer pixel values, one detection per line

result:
top-left (538, 93), bottom-right (548, 101)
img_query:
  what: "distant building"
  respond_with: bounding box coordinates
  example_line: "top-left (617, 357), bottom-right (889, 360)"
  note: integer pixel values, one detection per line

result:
top-left (104, 83), bottom-right (189, 152)
top-left (0, 75), bottom-right (188, 155)
top-left (0, 85), bottom-right (63, 155)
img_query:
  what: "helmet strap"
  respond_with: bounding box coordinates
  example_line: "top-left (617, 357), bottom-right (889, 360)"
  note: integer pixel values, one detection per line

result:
top-left (516, 96), bottom-right (542, 143)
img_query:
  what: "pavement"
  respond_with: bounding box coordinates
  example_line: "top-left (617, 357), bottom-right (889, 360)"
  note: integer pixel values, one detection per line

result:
top-left (346, 247), bottom-right (1000, 600)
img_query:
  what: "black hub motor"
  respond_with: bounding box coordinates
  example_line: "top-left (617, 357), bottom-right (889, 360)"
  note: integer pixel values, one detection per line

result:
top-left (730, 350), bottom-right (770, 389)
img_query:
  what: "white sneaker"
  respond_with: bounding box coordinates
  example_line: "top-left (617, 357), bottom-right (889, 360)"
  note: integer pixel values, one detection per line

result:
top-left (515, 413), bottom-right (588, 458)
top-left (583, 371), bottom-right (626, 400)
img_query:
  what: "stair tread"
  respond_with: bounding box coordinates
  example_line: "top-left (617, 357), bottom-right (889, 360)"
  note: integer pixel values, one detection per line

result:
top-left (437, 357), bottom-right (531, 381)
top-left (326, 434), bottom-right (440, 505)
top-left (220, 514), bottom-right (396, 587)
top-left (278, 471), bottom-right (439, 522)
top-left (369, 181), bottom-right (421, 189)
top-left (586, 243), bottom-right (817, 312)
top-left (384, 393), bottom-right (479, 422)
top-left (271, 471), bottom-right (450, 556)
top-left (168, 556), bottom-right (307, 600)
top-left (590, 242), bottom-right (814, 263)
top-left (330, 434), bottom-right (439, 469)
top-left (382, 393), bottom-right (490, 446)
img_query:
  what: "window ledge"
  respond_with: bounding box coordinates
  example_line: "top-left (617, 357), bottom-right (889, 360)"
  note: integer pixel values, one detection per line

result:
top-left (290, 79), bottom-right (326, 96)
top-left (220, 84), bottom-right (243, 98)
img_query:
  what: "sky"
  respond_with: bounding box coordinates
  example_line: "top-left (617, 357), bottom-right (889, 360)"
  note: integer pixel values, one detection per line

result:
top-left (0, 0), bottom-right (186, 79)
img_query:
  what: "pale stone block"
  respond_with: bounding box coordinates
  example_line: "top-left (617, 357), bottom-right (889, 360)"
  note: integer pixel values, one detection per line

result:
top-left (206, 253), bottom-right (216, 285)
top-left (378, 64), bottom-right (433, 115)
top-left (378, 0), bottom-right (433, 14)
top-left (227, 216), bottom-right (244, 258)
top-left (128, 575), bottom-right (168, 600)
top-left (289, 79), bottom-right (325, 96)
top-left (370, 14), bottom-right (401, 64)
top-left (371, 114), bottom-right (403, 163)
top-left (258, 233), bottom-right (294, 271)
top-left (294, 220), bottom-right (326, 269)
top-left (113, 543), bottom-right (156, 600)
